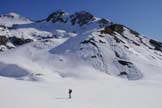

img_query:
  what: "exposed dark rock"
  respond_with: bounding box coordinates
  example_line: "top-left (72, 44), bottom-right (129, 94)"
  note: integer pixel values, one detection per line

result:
top-left (79, 47), bottom-right (83, 50)
top-left (149, 39), bottom-right (162, 51)
top-left (99, 40), bottom-right (106, 44)
top-left (9, 37), bottom-right (33, 46)
top-left (114, 51), bottom-right (120, 58)
top-left (0, 36), bottom-right (8, 45)
top-left (113, 36), bottom-right (125, 43)
top-left (70, 11), bottom-right (95, 26)
top-left (35, 19), bottom-right (46, 23)
top-left (110, 24), bottom-right (124, 34)
top-left (46, 10), bottom-right (68, 23)
top-left (80, 39), bottom-right (91, 44)
top-left (38, 36), bottom-right (54, 40)
top-left (35, 73), bottom-right (43, 76)
top-left (6, 45), bottom-right (14, 49)
top-left (129, 29), bottom-right (140, 37)
top-left (119, 71), bottom-right (128, 76)
top-left (91, 55), bottom-right (97, 58)
top-left (98, 35), bottom-right (104, 37)
top-left (0, 25), bottom-right (7, 29)
top-left (80, 37), bottom-right (98, 48)
top-left (101, 26), bottom-right (114, 35)
top-left (124, 45), bottom-right (129, 49)
top-left (118, 60), bottom-right (132, 66)
top-left (81, 40), bottom-right (97, 47)
top-left (114, 36), bottom-right (121, 43)
top-left (101, 24), bottom-right (124, 35)
top-left (139, 38), bottom-right (152, 49)
top-left (132, 41), bottom-right (140, 46)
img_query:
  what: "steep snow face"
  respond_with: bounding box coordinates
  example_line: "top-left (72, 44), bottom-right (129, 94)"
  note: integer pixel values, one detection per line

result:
top-left (0, 11), bottom-right (162, 81)
top-left (49, 24), bottom-right (162, 80)
top-left (0, 12), bottom-right (32, 27)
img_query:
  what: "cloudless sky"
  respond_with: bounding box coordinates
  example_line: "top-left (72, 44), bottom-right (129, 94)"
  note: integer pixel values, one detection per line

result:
top-left (0, 0), bottom-right (162, 41)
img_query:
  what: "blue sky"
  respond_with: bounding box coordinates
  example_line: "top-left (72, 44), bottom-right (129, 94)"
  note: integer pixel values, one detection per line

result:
top-left (0, 0), bottom-right (162, 41)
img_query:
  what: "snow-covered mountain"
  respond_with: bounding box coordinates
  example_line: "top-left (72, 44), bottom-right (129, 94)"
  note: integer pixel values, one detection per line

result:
top-left (0, 10), bottom-right (162, 108)
top-left (0, 12), bottom-right (32, 27)
top-left (0, 10), bottom-right (162, 81)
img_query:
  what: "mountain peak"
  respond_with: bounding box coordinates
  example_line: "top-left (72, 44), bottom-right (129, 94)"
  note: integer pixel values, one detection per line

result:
top-left (46, 10), bottom-right (97, 26)
top-left (70, 11), bottom-right (96, 26)
top-left (0, 12), bottom-right (32, 27)
top-left (0, 12), bottom-right (24, 18)
top-left (46, 10), bottom-right (69, 23)
top-left (7, 12), bottom-right (20, 17)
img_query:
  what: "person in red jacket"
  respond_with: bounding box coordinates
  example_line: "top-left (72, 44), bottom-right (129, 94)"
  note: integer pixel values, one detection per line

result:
top-left (68, 89), bottom-right (72, 99)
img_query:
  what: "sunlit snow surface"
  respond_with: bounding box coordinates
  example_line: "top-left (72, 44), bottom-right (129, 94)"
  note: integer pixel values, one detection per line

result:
top-left (0, 76), bottom-right (162, 108)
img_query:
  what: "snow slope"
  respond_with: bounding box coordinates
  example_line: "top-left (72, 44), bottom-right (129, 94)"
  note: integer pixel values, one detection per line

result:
top-left (0, 12), bottom-right (32, 27)
top-left (0, 76), bottom-right (162, 108)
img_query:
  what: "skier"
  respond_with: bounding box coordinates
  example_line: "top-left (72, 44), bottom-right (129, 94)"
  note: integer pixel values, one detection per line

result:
top-left (68, 89), bottom-right (72, 99)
